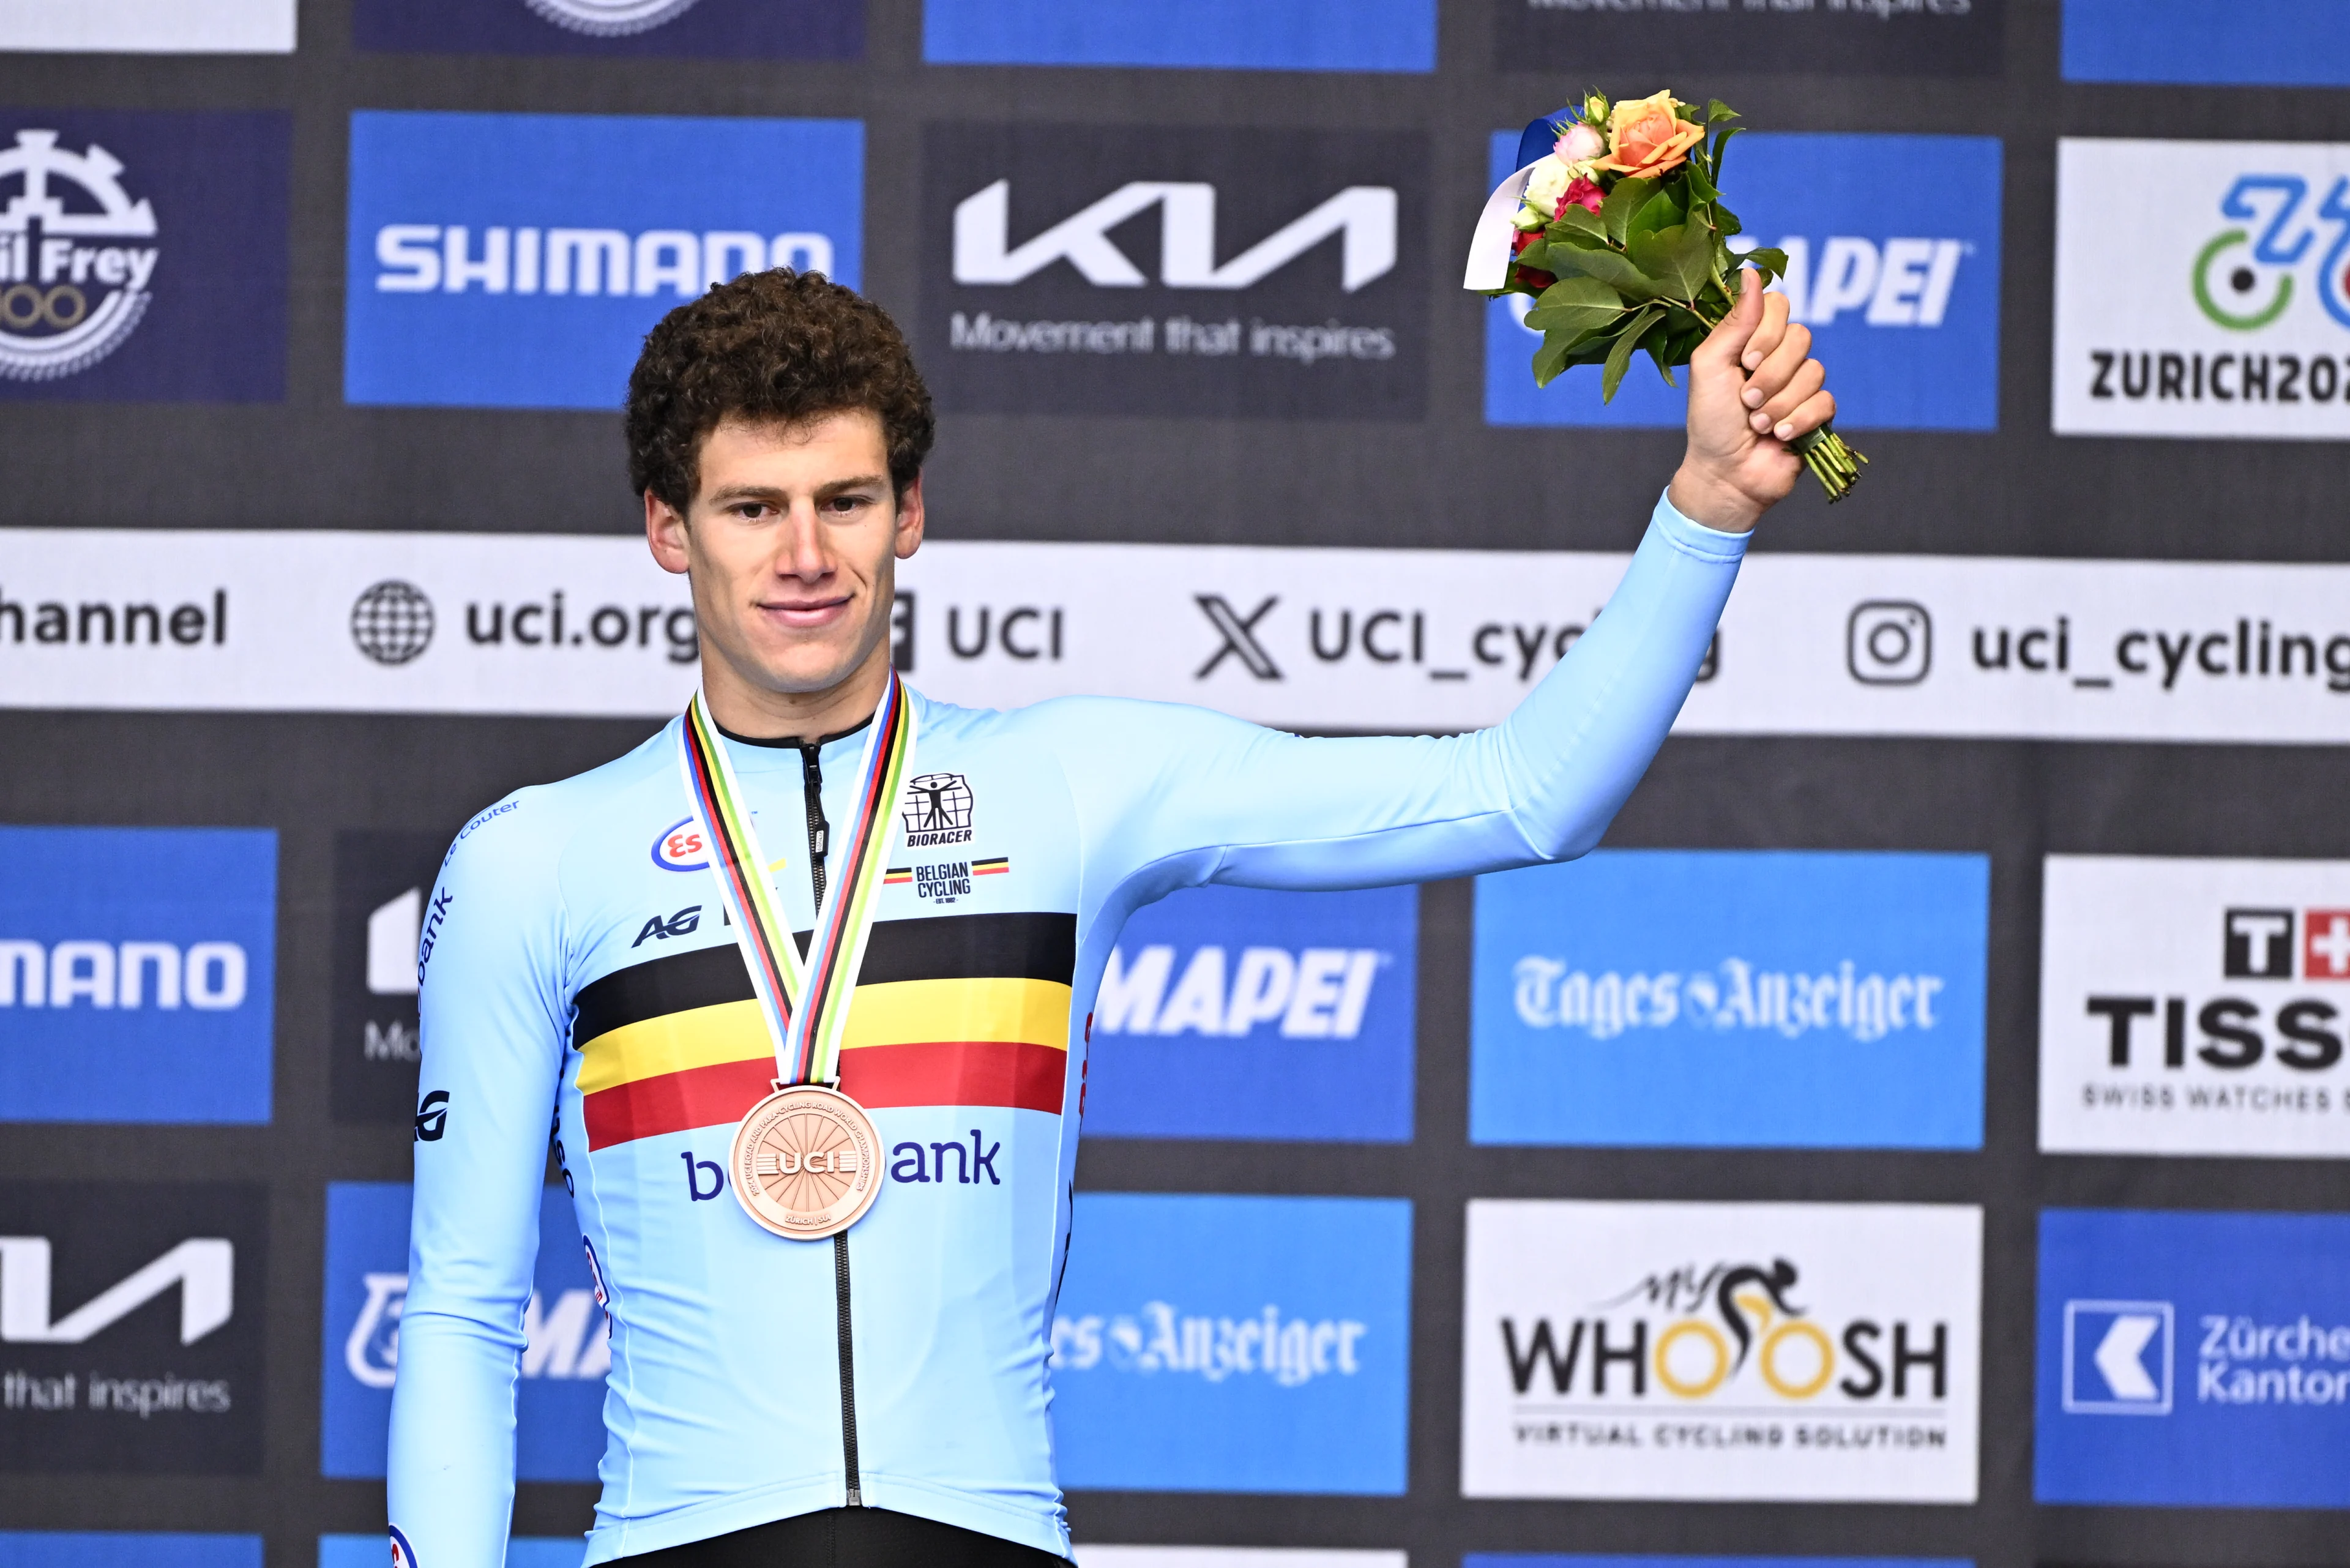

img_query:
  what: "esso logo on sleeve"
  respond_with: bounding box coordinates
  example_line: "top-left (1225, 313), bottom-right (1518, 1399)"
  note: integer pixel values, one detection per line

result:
top-left (651, 818), bottom-right (709, 873)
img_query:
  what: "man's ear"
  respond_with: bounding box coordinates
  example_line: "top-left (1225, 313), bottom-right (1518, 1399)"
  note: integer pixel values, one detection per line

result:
top-left (893, 474), bottom-right (926, 561)
top-left (645, 489), bottom-right (691, 576)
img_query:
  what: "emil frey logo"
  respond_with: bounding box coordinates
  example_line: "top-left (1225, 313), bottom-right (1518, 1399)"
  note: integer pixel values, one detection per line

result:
top-left (2062, 1299), bottom-right (2174, 1414)
top-left (0, 129), bottom-right (160, 380)
top-left (522, 0), bottom-right (699, 35)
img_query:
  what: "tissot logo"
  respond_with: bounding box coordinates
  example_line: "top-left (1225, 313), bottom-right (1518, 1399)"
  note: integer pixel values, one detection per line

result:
top-left (0, 1181), bottom-right (266, 1474)
top-left (922, 124), bottom-right (1427, 419)
top-left (2041, 857), bottom-right (2350, 1158)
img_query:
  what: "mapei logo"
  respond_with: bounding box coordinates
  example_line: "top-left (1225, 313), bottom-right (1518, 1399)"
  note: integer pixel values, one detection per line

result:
top-left (1099, 941), bottom-right (1384, 1040)
top-left (0, 129), bottom-right (159, 379)
top-left (2062, 1299), bottom-right (2174, 1414)
top-left (2190, 174), bottom-right (2350, 333)
top-left (346, 112), bottom-right (863, 409)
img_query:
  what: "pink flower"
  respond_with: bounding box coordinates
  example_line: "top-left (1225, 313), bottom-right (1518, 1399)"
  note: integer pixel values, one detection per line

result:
top-left (1556, 176), bottom-right (1603, 217)
top-left (1553, 121), bottom-right (1606, 166)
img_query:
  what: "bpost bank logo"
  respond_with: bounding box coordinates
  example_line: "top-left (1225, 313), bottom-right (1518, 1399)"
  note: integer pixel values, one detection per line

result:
top-left (0, 826), bottom-right (275, 1125)
top-left (322, 1183), bottom-right (609, 1480)
top-left (1086, 883), bottom-right (1416, 1143)
top-left (2056, 140), bottom-right (2350, 439)
top-left (1462, 1201), bottom-right (1982, 1501)
top-left (922, 123), bottom-right (1427, 420)
top-left (1472, 851), bottom-right (1987, 1149)
top-left (346, 111), bottom-right (862, 409)
top-left (2040, 856), bottom-right (2350, 1159)
top-left (1496, 0), bottom-right (2002, 77)
top-left (354, 0), bottom-right (862, 59)
top-left (1050, 1192), bottom-right (1410, 1494)
top-left (0, 1182), bottom-right (267, 1474)
top-left (0, 111), bottom-right (285, 403)
top-left (2039, 1208), bottom-right (2350, 1508)
top-left (1488, 132), bottom-right (1999, 431)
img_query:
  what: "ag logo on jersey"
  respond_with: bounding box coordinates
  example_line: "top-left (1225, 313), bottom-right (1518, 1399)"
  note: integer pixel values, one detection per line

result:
top-left (0, 110), bottom-right (286, 403)
top-left (901, 772), bottom-right (974, 847)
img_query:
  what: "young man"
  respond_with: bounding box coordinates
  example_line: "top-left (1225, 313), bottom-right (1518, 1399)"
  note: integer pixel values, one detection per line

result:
top-left (389, 268), bottom-right (1833, 1568)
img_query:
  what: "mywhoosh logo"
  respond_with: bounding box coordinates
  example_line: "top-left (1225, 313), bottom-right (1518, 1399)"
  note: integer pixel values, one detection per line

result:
top-left (0, 129), bottom-right (159, 379)
top-left (0, 826), bottom-right (275, 1125)
top-left (1462, 1200), bottom-right (1982, 1502)
top-left (346, 112), bottom-right (862, 409)
top-left (1082, 884), bottom-right (1418, 1143)
top-left (323, 1183), bottom-right (608, 1479)
top-left (1049, 1192), bottom-right (1411, 1493)
top-left (2037, 1208), bottom-right (2350, 1508)
top-left (1488, 132), bottom-right (2000, 432)
top-left (0, 1181), bottom-right (267, 1474)
top-left (2055, 140), bottom-right (2350, 438)
top-left (0, 110), bottom-right (286, 403)
top-left (923, 123), bottom-right (1427, 420)
top-left (2062, 1299), bottom-right (2174, 1414)
top-left (2040, 857), bottom-right (2350, 1159)
top-left (1472, 851), bottom-right (1987, 1149)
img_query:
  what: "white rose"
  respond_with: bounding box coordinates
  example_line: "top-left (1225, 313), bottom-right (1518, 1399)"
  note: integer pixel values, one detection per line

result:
top-left (1520, 155), bottom-right (1571, 228)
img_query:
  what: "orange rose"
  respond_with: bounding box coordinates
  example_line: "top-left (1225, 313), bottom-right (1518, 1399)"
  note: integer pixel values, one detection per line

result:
top-left (1593, 91), bottom-right (1705, 181)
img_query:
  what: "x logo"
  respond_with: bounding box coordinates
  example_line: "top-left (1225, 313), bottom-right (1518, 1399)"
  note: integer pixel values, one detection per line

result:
top-left (1193, 594), bottom-right (1283, 681)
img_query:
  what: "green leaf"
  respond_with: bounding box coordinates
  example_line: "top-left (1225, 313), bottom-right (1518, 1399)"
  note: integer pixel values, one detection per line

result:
top-left (1532, 329), bottom-right (1575, 388)
top-left (1600, 305), bottom-right (1662, 403)
top-left (1627, 220), bottom-right (1717, 302)
top-left (1548, 243), bottom-right (1668, 301)
top-left (1512, 240), bottom-right (1553, 274)
top-left (1710, 124), bottom-right (1742, 185)
top-left (1600, 176), bottom-right (1655, 245)
top-left (1546, 204), bottom-right (1607, 245)
top-left (1706, 99), bottom-right (1739, 125)
top-left (1739, 245), bottom-right (1789, 283)
top-left (1524, 274), bottom-right (1631, 339)
top-left (1624, 187), bottom-right (1684, 250)
top-left (1682, 155), bottom-right (1718, 204)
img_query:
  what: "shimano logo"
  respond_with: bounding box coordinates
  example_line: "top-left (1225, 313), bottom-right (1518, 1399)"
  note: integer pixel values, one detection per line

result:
top-left (0, 938), bottom-right (247, 1010)
top-left (1096, 943), bottom-right (1384, 1039)
top-left (343, 1272), bottom-right (608, 1389)
top-left (0, 129), bottom-right (160, 381)
top-left (1053, 1301), bottom-right (1368, 1386)
top-left (373, 225), bottom-right (834, 296)
top-left (953, 180), bottom-right (1396, 293)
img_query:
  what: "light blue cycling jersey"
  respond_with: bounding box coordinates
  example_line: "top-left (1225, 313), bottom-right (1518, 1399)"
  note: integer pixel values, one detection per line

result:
top-left (387, 495), bottom-right (1745, 1566)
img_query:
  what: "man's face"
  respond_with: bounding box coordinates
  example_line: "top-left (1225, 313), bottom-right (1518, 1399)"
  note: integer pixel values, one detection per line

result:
top-left (645, 409), bottom-right (923, 702)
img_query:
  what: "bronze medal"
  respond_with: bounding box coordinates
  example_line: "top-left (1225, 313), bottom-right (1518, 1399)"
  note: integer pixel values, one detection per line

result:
top-left (729, 1082), bottom-right (884, 1241)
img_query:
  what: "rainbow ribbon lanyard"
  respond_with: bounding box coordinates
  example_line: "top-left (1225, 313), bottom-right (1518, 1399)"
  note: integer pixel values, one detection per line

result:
top-left (675, 670), bottom-right (917, 1090)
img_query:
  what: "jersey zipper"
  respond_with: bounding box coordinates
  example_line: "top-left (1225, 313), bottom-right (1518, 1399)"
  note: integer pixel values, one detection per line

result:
top-left (797, 739), bottom-right (863, 1507)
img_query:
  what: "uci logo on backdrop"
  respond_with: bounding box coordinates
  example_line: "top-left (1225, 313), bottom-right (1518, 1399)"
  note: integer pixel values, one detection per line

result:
top-left (1048, 1192), bottom-right (1411, 1495)
top-left (321, 1183), bottom-right (608, 1480)
top-left (1485, 132), bottom-right (2001, 432)
top-left (920, 122), bottom-right (1428, 420)
top-left (0, 826), bottom-right (276, 1124)
top-left (2054, 139), bottom-right (2350, 439)
top-left (2037, 1208), bottom-right (2350, 1509)
top-left (344, 111), bottom-right (864, 409)
top-left (1083, 883), bottom-right (1416, 1142)
top-left (1470, 849), bottom-right (1988, 1149)
top-left (0, 110), bottom-right (287, 403)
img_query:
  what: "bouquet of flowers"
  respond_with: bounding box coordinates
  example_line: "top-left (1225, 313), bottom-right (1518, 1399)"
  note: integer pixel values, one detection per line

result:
top-left (1466, 90), bottom-right (1865, 502)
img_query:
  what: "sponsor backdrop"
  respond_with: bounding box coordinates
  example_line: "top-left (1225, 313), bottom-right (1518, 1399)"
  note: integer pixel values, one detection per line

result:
top-left (2, 6), bottom-right (2347, 1568)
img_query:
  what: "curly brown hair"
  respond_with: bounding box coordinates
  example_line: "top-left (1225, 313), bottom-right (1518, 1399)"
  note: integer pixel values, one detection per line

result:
top-left (625, 269), bottom-right (936, 513)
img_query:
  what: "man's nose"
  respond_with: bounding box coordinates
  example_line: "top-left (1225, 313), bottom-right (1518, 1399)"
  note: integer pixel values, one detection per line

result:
top-left (777, 504), bottom-right (830, 579)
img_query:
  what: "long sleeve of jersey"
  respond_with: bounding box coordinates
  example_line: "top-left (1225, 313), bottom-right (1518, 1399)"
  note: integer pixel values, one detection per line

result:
top-left (1047, 491), bottom-right (1747, 921)
top-left (389, 802), bottom-right (573, 1568)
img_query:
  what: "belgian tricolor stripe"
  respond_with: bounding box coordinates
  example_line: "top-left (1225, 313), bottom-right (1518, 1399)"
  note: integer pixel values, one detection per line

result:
top-left (973, 857), bottom-right (1010, 876)
top-left (575, 913), bottom-right (1075, 1151)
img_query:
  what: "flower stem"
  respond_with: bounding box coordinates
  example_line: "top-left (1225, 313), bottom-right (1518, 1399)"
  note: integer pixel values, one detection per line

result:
top-left (1683, 297), bottom-right (1866, 504)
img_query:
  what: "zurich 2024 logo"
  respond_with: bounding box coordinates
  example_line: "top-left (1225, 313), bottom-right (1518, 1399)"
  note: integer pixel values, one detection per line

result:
top-left (2039, 1209), bottom-right (2350, 1508)
top-left (1048, 1192), bottom-right (1411, 1494)
top-left (1486, 132), bottom-right (2001, 431)
top-left (1084, 883), bottom-right (1415, 1142)
top-left (345, 111), bottom-right (862, 409)
top-left (1472, 850), bottom-right (1988, 1149)
top-left (2191, 174), bottom-right (2350, 334)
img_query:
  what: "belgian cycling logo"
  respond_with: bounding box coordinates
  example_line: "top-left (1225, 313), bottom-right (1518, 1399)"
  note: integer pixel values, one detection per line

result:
top-left (902, 772), bottom-right (975, 847)
top-left (520, 0), bottom-right (698, 34)
top-left (0, 129), bottom-right (161, 381)
top-left (351, 580), bottom-right (435, 666)
top-left (2191, 173), bottom-right (2350, 332)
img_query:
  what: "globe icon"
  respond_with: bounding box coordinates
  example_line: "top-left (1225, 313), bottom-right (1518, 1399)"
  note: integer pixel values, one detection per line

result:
top-left (351, 580), bottom-right (435, 666)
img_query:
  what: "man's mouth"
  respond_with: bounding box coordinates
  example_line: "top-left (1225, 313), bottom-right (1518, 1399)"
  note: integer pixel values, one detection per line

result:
top-left (760, 594), bottom-right (852, 630)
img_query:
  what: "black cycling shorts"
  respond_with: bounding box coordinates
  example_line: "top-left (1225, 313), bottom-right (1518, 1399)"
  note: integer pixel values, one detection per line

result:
top-left (610, 1507), bottom-right (1072, 1567)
